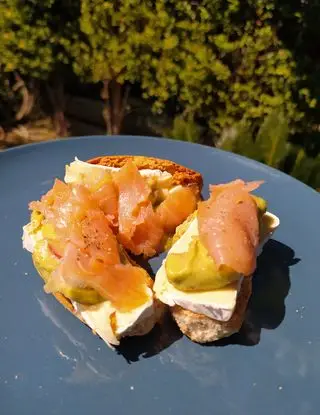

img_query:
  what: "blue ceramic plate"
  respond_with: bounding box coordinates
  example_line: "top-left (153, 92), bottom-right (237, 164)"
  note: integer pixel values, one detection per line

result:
top-left (1, 136), bottom-right (320, 415)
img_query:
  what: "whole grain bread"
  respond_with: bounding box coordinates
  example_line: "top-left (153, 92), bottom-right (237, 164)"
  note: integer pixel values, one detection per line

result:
top-left (171, 276), bottom-right (252, 343)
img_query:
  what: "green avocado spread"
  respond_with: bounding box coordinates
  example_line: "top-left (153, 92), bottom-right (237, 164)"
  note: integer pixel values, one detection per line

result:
top-left (165, 238), bottom-right (240, 291)
top-left (252, 195), bottom-right (267, 217)
top-left (165, 196), bottom-right (268, 292)
top-left (31, 213), bottom-right (103, 305)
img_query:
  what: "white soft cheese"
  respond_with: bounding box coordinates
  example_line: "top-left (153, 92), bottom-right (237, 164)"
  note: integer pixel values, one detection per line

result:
top-left (72, 289), bottom-right (154, 347)
top-left (22, 224), bottom-right (43, 253)
top-left (154, 212), bottom-right (280, 322)
top-left (114, 289), bottom-right (154, 337)
top-left (22, 225), bottom-right (155, 347)
top-left (72, 300), bottom-right (118, 346)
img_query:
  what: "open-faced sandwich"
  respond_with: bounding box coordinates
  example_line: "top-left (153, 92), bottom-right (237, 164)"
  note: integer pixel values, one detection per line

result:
top-left (22, 156), bottom-right (202, 348)
top-left (154, 179), bottom-right (280, 343)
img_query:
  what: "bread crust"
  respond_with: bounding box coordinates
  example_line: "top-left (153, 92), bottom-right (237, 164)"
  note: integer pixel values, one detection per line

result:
top-left (88, 155), bottom-right (203, 194)
top-left (171, 276), bottom-right (252, 343)
top-left (48, 247), bottom-right (160, 342)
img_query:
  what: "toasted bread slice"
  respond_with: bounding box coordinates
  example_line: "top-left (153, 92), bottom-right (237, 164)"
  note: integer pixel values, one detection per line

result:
top-left (29, 155), bottom-right (202, 346)
top-left (34, 245), bottom-right (165, 346)
top-left (171, 277), bottom-right (252, 343)
top-left (53, 292), bottom-right (165, 342)
top-left (155, 210), bottom-right (279, 344)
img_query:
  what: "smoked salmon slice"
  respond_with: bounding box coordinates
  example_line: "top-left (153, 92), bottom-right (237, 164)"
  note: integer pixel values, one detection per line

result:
top-left (113, 161), bottom-right (199, 256)
top-left (156, 186), bottom-right (198, 233)
top-left (29, 179), bottom-right (71, 226)
top-left (93, 181), bottom-right (119, 228)
top-left (80, 209), bottom-right (121, 265)
top-left (29, 159), bottom-right (200, 308)
top-left (45, 243), bottom-right (149, 312)
top-left (113, 160), bottom-right (164, 256)
top-left (80, 264), bottom-right (150, 311)
top-left (120, 203), bottom-right (164, 257)
top-left (30, 179), bottom-right (151, 311)
top-left (113, 160), bottom-right (151, 236)
top-left (198, 179), bottom-right (262, 276)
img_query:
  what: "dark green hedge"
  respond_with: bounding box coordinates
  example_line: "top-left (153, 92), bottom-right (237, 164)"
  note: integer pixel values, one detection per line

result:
top-left (1, 0), bottom-right (318, 131)
top-left (0, 0), bottom-right (319, 185)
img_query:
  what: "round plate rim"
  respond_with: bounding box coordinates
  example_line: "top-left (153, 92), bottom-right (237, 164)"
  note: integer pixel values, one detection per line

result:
top-left (0, 134), bottom-right (318, 197)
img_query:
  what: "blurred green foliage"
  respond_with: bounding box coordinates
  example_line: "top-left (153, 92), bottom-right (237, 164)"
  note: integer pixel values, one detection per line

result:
top-left (0, 0), bottom-right (319, 187)
top-left (138, 0), bottom-right (317, 134)
top-left (289, 148), bottom-right (320, 190)
top-left (0, 0), bottom-right (78, 78)
top-left (216, 111), bottom-right (290, 168)
top-left (0, 0), bottom-right (79, 132)
top-left (68, 0), bottom-right (154, 133)
top-left (0, 1), bottom-right (55, 79)
top-left (215, 110), bottom-right (320, 188)
top-left (162, 114), bottom-right (202, 144)
top-left (71, 0), bottom-right (142, 84)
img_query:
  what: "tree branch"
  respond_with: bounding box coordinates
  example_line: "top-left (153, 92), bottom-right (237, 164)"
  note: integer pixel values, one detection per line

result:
top-left (101, 80), bottom-right (113, 135)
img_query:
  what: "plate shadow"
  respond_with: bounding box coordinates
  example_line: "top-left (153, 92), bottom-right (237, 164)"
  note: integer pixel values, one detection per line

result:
top-left (117, 310), bottom-right (183, 363)
top-left (213, 239), bottom-right (299, 347)
top-left (119, 239), bottom-right (299, 359)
